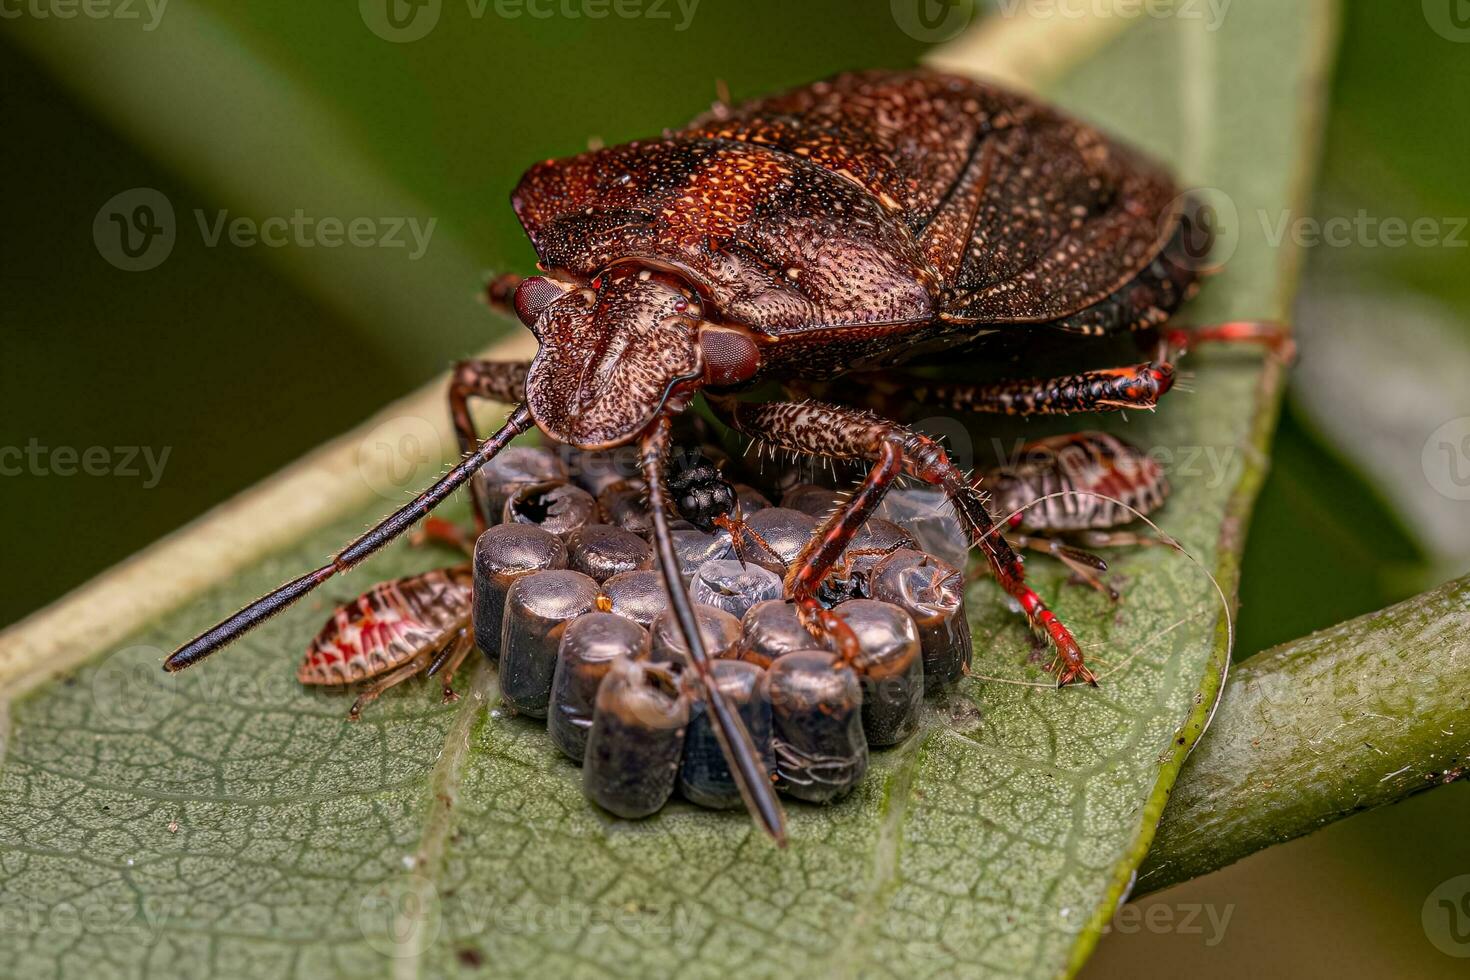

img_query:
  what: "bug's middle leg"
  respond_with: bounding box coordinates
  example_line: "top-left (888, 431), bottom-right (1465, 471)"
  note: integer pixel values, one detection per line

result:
top-left (714, 397), bottom-right (1096, 686)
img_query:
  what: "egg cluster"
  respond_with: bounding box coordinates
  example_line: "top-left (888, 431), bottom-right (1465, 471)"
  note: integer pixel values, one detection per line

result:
top-left (472, 440), bottom-right (973, 820)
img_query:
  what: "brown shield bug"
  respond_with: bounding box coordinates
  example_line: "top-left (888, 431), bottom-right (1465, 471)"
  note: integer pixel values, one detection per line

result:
top-left (164, 69), bottom-right (1287, 846)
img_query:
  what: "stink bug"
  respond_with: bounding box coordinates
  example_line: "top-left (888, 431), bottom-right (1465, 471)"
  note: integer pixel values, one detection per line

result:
top-left (164, 69), bottom-right (1286, 846)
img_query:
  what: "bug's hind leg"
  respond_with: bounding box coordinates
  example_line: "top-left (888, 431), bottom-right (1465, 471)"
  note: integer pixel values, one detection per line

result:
top-left (1154, 320), bottom-right (1295, 362)
top-left (448, 359), bottom-right (531, 532)
top-left (713, 397), bottom-right (1096, 687)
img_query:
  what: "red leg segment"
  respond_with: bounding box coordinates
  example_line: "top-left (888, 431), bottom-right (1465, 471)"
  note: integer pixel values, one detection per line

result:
top-left (714, 397), bottom-right (1096, 686)
top-left (1159, 320), bottom-right (1295, 362)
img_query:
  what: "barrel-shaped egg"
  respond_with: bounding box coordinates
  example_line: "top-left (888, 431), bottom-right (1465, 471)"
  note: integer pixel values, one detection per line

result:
top-left (499, 570), bottom-right (600, 717)
top-left (583, 657), bottom-right (689, 818)
top-left (548, 612), bottom-right (648, 762)
top-left (767, 650), bottom-right (868, 803)
top-left (678, 660), bottom-right (773, 810)
top-left (471, 524), bottom-right (567, 658)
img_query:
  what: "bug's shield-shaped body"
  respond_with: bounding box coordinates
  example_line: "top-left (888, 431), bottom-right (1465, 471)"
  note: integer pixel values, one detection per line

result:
top-left (509, 70), bottom-right (1193, 428)
top-left (298, 567), bottom-right (472, 685)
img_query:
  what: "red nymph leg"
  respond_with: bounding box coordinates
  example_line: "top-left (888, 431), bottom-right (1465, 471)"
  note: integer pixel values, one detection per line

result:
top-left (713, 397), bottom-right (1097, 686)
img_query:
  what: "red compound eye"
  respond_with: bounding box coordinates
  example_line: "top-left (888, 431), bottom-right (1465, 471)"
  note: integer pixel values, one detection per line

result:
top-left (513, 276), bottom-right (569, 329)
top-left (699, 326), bottom-right (762, 387)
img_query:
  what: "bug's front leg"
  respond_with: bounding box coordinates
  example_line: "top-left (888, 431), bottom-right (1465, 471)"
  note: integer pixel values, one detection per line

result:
top-left (448, 359), bottom-right (530, 532)
top-left (712, 397), bottom-right (1096, 687)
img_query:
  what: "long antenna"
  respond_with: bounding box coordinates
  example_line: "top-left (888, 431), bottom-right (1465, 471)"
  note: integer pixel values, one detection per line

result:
top-left (164, 405), bottom-right (534, 672)
top-left (640, 416), bottom-right (787, 846)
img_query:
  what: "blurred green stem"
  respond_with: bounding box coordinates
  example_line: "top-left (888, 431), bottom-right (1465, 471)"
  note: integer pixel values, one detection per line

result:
top-left (1143, 573), bottom-right (1470, 892)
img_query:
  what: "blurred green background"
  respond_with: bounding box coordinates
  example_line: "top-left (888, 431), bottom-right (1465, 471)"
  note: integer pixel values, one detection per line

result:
top-left (3, 0), bottom-right (1468, 975)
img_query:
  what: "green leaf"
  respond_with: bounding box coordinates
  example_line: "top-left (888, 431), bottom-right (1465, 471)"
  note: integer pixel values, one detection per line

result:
top-left (0, 2), bottom-right (1336, 977)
